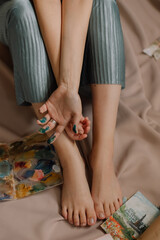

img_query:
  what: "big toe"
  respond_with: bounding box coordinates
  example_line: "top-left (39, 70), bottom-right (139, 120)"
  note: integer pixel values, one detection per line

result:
top-left (86, 207), bottom-right (97, 226)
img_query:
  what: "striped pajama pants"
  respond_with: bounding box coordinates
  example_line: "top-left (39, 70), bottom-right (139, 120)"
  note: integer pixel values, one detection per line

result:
top-left (0, 0), bottom-right (125, 106)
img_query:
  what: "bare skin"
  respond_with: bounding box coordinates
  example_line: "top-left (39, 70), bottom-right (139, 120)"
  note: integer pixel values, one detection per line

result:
top-left (32, 0), bottom-right (123, 226)
top-left (90, 84), bottom-right (123, 219)
top-left (33, 0), bottom-right (98, 227)
top-left (32, 102), bottom-right (97, 227)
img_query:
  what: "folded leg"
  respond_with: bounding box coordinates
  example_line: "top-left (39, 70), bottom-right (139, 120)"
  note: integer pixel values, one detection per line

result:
top-left (80, 0), bottom-right (125, 91)
top-left (0, 0), bottom-right (57, 106)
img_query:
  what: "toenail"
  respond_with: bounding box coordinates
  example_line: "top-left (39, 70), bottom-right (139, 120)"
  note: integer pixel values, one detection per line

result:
top-left (81, 223), bottom-right (86, 227)
top-left (88, 218), bottom-right (95, 225)
top-left (99, 213), bottom-right (105, 219)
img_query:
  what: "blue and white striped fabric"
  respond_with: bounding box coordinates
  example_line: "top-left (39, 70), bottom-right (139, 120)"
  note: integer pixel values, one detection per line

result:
top-left (0, 0), bottom-right (125, 106)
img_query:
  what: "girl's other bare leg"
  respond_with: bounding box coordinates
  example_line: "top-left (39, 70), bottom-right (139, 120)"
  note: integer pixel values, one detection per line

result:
top-left (90, 84), bottom-right (123, 220)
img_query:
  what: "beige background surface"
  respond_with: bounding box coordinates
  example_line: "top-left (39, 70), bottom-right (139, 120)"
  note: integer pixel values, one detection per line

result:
top-left (138, 216), bottom-right (160, 240)
top-left (0, 0), bottom-right (160, 239)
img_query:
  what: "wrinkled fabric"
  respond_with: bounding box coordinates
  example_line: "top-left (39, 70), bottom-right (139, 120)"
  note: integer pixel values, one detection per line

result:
top-left (0, 0), bottom-right (160, 239)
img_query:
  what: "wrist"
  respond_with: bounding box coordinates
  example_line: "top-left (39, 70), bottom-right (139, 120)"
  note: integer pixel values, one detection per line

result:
top-left (59, 81), bottom-right (79, 93)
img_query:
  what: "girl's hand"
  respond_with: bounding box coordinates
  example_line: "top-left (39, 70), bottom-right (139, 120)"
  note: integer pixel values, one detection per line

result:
top-left (38, 113), bottom-right (91, 142)
top-left (37, 85), bottom-right (82, 143)
top-left (65, 116), bottom-right (91, 141)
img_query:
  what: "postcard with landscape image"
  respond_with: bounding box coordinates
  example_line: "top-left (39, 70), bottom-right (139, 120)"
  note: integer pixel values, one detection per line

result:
top-left (0, 133), bottom-right (63, 201)
top-left (101, 191), bottom-right (160, 240)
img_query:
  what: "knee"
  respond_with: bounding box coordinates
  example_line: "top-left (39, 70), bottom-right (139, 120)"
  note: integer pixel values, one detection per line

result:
top-left (98, 0), bottom-right (116, 7)
top-left (92, 0), bottom-right (117, 12)
top-left (7, 0), bottom-right (35, 25)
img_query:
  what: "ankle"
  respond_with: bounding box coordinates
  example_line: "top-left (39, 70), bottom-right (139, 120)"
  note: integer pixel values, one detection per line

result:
top-left (89, 143), bottom-right (114, 170)
top-left (92, 135), bottom-right (114, 149)
top-left (92, 138), bottom-right (114, 159)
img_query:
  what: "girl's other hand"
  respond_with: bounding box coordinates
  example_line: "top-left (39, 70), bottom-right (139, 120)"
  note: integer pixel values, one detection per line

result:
top-left (36, 84), bottom-right (82, 143)
top-left (65, 116), bottom-right (91, 141)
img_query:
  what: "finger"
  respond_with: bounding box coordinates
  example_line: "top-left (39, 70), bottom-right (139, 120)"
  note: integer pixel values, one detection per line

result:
top-left (80, 115), bottom-right (85, 122)
top-left (80, 116), bottom-right (89, 129)
top-left (39, 103), bottom-right (48, 114)
top-left (84, 125), bottom-right (90, 134)
top-left (83, 120), bottom-right (91, 134)
top-left (77, 134), bottom-right (87, 141)
top-left (71, 114), bottom-right (81, 134)
top-left (37, 113), bottom-right (51, 125)
top-left (77, 125), bottom-right (84, 135)
top-left (80, 116), bottom-right (89, 122)
top-left (47, 125), bottom-right (65, 144)
top-left (38, 119), bottom-right (57, 134)
top-left (65, 126), bottom-right (87, 141)
top-left (80, 118), bottom-right (91, 135)
top-left (68, 121), bottom-right (84, 134)
top-left (82, 117), bottom-right (90, 127)
top-left (69, 133), bottom-right (87, 141)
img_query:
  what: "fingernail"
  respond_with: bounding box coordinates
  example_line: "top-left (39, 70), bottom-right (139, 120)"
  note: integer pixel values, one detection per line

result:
top-left (73, 124), bottom-right (77, 133)
top-left (47, 134), bottom-right (56, 144)
top-left (39, 126), bottom-right (49, 133)
top-left (99, 213), bottom-right (105, 219)
top-left (88, 218), bottom-right (95, 225)
top-left (39, 117), bottom-right (47, 123)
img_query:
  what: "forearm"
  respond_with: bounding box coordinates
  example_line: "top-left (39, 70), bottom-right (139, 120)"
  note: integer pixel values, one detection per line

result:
top-left (59, 0), bottom-right (93, 92)
top-left (32, 0), bottom-right (61, 82)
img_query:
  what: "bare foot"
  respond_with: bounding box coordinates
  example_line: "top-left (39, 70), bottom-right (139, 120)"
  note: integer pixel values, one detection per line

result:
top-left (89, 141), bottom-right (122, 220)
top-left (56, 140), bottom-right (97, 227)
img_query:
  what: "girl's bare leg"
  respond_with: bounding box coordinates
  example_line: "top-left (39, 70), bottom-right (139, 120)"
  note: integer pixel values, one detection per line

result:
top-left (32, 0), bottom-right (96, 226)
top-left (1, 0), bottom-right (95, 226)
top-left (90, 84), bottom-right (123, 220)
top-left (32, 103), bottom-right (96, 227)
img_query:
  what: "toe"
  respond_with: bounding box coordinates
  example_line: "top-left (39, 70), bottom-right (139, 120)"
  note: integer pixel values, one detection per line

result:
top-left (62, 206), bottom-right (68, 220)
top-left (68, 208), bottom-right (73, 225)
top-left (86, 207), bottom-right (96, 226)
top-left (73, 210), bottom-right (80, 227)
top-left (79, 210), bottom-right (87, 227)
top-left (109, 203), bottom-right (116, 215)
top-left (94, 202), bottom-right (105, 220)
top-left (114, 199), bottom-right (120, 211)
top-left (118, 196), bottom-right (123, 206)
top-left (104, 203), bottom-right (111, 219)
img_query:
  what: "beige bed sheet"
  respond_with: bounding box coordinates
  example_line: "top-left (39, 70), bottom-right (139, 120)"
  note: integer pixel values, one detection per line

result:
top-left (0, 0), bottom-right (160, 239)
